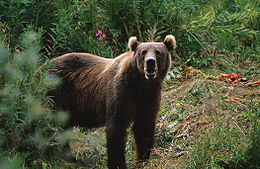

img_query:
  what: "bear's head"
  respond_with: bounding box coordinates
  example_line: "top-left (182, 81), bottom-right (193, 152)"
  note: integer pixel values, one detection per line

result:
top-left (129, 35), bottom-right (176, 80)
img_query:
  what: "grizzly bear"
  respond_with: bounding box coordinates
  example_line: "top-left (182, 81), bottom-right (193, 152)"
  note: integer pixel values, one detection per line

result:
top-left (43, 35), bottom-right (176, 168)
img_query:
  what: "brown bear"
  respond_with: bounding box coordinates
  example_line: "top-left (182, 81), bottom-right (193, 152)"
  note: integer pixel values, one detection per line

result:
top-left (44, 35), bottom-right (176, 168)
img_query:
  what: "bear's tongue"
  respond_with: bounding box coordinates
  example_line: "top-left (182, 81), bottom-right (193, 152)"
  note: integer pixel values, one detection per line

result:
top-left (146, 68), bottom-right (155, 74)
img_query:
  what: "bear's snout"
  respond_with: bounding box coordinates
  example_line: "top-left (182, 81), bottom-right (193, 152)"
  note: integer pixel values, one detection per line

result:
top-left (144, 57), bottom-right (157, 79)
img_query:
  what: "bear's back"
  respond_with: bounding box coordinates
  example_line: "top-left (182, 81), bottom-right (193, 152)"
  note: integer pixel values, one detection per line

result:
top-left (46, 52), bottom-right (135, 128)
top-left (49, 53), bottom-right (114, 128)
top-left (50, 53), bottom-right (112, 74)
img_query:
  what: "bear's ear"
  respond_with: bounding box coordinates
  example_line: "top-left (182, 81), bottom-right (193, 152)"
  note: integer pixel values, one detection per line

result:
top-left (128, 36), bottom-right (139, 51)
top-left (163, 35), bottom-right (176, 51)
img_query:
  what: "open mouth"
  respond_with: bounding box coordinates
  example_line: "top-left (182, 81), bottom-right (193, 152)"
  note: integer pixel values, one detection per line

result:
top-left (145, 57), bottom-right (157, 79)
top-left (145, 69), bottom-right (156, 79)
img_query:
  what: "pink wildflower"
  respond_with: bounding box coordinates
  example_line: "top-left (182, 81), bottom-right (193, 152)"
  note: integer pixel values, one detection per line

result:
top-left (197, 34), bottom-right (202, 38)
top-left (96, 29), bottom-right (106, 46)
top-left (2, 28), bottom-right (5, 33)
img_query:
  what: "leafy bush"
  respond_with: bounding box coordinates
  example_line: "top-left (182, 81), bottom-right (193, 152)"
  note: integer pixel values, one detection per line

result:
top-left (0, 32), bottom-right (69, 168)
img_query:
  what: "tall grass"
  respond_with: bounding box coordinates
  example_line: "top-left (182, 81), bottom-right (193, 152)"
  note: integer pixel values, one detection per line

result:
top-left (185, 102), bottom-right (260, 169)
top-left (1, 0), bottom-right (259, 65)
top-left (0, 0), bottom-right (58, 52)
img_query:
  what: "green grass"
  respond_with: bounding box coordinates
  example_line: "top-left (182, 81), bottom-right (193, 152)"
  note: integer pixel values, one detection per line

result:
top-left (184, 102), bottom-right (260, 169)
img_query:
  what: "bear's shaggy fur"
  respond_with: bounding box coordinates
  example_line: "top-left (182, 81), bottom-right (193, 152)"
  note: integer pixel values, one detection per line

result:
top-left (44, 35), bottom-right (176, 168)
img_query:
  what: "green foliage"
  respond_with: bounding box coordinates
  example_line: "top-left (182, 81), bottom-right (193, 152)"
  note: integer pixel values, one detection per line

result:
top-left (0, 0), bottom-right (58, 52)
top-left (0, 32), bottom-right (69, 168)
top-left (189, 87), bottom-right (204, 106)
top-left (190, 0), bottom-right (259, 58)
top-left (1, 0), bottom-right (258, 66)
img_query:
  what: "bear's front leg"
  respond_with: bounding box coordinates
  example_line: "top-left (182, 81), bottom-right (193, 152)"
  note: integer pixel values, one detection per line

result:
top-left (132, 113), bottom-right (156, 162)
top-left (106, 118), bottom-right (127, 169)
top-left (105, 78), bottom-right (130, 168)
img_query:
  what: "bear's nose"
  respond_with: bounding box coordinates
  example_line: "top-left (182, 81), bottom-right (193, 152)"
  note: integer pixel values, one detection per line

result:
top-left (146, 58), bottom-right (156, 73)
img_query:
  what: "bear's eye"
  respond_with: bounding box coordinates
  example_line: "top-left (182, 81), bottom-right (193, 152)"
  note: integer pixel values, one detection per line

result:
top-left (141, 50), bottom-right (147, 56)
top-left (155, 50), bottom-right (161, 56)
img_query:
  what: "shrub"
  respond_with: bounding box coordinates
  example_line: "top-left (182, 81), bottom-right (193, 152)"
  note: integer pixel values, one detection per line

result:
top-left (0, 32), bottom-right (69, 168)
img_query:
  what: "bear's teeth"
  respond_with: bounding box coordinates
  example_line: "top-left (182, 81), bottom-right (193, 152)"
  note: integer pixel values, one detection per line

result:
top-left (145, 72), bottom-right (156, 79)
